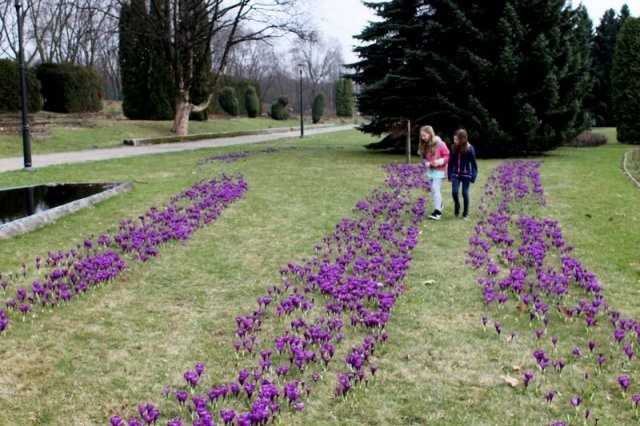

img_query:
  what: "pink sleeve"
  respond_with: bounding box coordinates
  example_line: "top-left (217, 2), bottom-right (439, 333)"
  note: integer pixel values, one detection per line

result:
top-left (440, 142), bottom-right (450, 164)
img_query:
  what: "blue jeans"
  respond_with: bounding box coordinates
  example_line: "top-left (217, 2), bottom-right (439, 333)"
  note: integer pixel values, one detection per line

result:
top-left (451, 179), bottom-right (470, 216)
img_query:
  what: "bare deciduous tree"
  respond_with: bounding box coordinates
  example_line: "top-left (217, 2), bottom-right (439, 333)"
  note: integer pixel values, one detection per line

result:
top-left (135, 0), bottom-right (309, 135)
top-left (0, 0), bottom-right (121, 99)
top-left (289, 34), bottom-right (344, 115)
top-left (224, 36), bottom-right (285, 104)
top-left (290, 34), bottom-right (343, 96)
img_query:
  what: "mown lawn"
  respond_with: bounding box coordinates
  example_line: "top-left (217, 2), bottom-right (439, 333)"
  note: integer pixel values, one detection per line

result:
top-left (0, 128), bottom-right (638, 425)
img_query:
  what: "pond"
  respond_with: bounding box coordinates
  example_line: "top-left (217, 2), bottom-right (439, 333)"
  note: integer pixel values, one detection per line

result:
top-left (0, 182), bottom-right (132, 239)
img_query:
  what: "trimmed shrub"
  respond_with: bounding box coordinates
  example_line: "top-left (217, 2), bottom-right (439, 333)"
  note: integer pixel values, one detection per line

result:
top-left (218, 87), bottom-right (239, 116)
top-left (36, 63), bottom-right (103, 113)
top-left (335, 77), bottom-right (353, 117)
top-left (311, 93), bottom-right (324, 124)
top-left (211, 75), bottom-right (261, 116)
top-left (563, 131), bottom-right (608, 147)
top-left (0, 59), bottom-right (42, 112)
top-left (270, 96), bottom-right (289, 120)
top-left (311, 93), bottom-right (325, 124)
top-left (244, 86), bottom-right (259, 118)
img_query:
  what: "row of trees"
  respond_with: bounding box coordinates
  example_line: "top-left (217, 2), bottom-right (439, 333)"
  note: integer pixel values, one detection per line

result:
top-left (588, 6), bottom-right (630, 127)
top-left (0, 0), bottom-right (351, 134)
top-left (350, 1), bottom-right (637, 156)
top-left (2, 1), bottom-right (635, 151)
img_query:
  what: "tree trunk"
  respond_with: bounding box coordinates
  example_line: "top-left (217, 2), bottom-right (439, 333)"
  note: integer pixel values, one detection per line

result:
top-left (171, 93), bottom-right (192, 135)
top-left (171, 92), bottom-right (213, 135)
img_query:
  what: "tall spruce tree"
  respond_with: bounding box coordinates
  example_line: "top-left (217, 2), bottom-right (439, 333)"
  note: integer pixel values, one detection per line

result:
top-left (588, 6), bottom-right (631, 127)
top-left (352, 0), bottom-right (592, 156)
top-left (119, 0), bottom-right (150, 119)
top-left (612, 17), bottom-right (640, 143)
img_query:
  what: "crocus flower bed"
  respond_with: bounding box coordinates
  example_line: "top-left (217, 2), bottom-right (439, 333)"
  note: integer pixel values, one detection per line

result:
top-left (470, 160), bottom-right (640, 424)
top-left (0, 173), bottom-right (248, 333)
top-left (111, 163), bottom-right (429, 425)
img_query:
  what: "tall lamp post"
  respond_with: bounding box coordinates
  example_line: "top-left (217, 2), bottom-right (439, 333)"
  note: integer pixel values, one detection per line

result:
top-left (298, 63), bottom-right (304, 138)
top-left (15, 0), bottom-right (33, 170)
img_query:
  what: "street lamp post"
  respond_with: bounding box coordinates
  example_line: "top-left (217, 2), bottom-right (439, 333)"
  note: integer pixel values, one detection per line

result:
top-left (15, 0), bottom-right (33, 171)
top-left (298, 64), bottom-right (304, 138)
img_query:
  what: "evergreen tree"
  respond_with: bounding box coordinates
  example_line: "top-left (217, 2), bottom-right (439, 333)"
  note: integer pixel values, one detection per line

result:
top-left (147, 0), bottom-right (175, 120)
top-left (270, 96), bottom-right (289, 120)
top-left (188, 0), bottom-right (213, 121)
top-left (244, 86), bottom-right (259, 118)
top-left (351, 0), bottom-right (593, 156)
top-left (612, 17), bottom-right (640, 143)
top-left (120, 0), bottom-right (212, 121)
top-left (119, 0), bottom-right (150, 119)
top-left (588, 6), bottom-right (631, 126)
top-left (312, 93), bottom-right (325, 123)
top-left (335, 77), bottom-right (353, 117)
top-left (218, 87), bottom-right (239, 116)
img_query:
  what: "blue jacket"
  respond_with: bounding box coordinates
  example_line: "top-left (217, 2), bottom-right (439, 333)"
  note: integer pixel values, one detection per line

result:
top-left (448, 144), bottom-right (478, 183)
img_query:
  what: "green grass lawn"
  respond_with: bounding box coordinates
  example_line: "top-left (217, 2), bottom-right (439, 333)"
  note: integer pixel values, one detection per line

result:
top-left (0, 128), bottom-right (638, 425)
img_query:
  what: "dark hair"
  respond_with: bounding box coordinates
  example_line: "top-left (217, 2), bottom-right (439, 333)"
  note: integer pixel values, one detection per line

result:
top-left (455, 129), bottom-right (470, 155)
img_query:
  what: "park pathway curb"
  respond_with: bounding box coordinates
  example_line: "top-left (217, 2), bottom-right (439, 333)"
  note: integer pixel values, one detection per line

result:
top-left (0, 124), bottom-right (356, 173)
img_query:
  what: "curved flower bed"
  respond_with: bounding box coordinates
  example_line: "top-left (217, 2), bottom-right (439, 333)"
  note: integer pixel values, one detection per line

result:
top-left (111, 163), bottom-right (429, 426)
top-left (0, 173), bottom-right (248, 332)
top-left (470, 160), bottom-right (640, 424)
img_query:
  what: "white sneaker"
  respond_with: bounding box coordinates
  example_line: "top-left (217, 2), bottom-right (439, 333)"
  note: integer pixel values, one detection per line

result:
top-left (428, 211), bottom-right (442, 220)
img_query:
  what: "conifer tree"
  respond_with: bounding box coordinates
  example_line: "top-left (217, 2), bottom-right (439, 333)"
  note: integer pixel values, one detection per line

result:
top-left (588, 6), bottom-right (631, 126)
top-left (312, 93), bottom-right (325, 123)
top-left (119, 0), bottom-right (212, 121)
top-left (244, 86), bottom-right (259, 118)
top-left (352, 0), bottom-right (593, 156)
top-left (188, 0), bottom-right (213, 121)
top-left (147, 0), bottom-right (176, 120)
top-left (612, 17), bottom-right (640, 143)
top-left (119, 0), bottom-right (150, 119)
top-left (335, 78), bottom-right (353, 117)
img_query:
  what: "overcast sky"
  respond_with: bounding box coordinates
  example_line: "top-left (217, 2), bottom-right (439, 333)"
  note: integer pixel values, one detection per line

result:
top-left (314, 0), bottom-right (639, 63)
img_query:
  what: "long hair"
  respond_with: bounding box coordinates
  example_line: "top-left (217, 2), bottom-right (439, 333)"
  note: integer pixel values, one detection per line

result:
top-left (419, 125), bottom-right (437, 155)
top-left (455, 128), bottom-right (470, 155)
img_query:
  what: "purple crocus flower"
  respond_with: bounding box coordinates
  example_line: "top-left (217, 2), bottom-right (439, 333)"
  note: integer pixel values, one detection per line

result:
top-left (184, 371), bottom-right (199, 387)
top-left (624, 343), bottom-right (634, 360)
top-left (220, 410), bottom-right (236, 424)
top-left (523, 371), bottom-right (534, 388)
top-left (618, 375), bottom-right (631, 392)
top-left (570, 396), bottom-right (582, 408)
top-left (175, 390), bottom-right (188, 404)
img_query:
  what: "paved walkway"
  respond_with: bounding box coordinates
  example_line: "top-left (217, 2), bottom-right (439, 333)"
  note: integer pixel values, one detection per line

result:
top-left (0, 124), bottom-right (356, 173)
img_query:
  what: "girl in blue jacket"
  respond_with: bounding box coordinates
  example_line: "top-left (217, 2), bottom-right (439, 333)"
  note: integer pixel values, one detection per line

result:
top-left (447, 129), bottom-right (478, 220)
